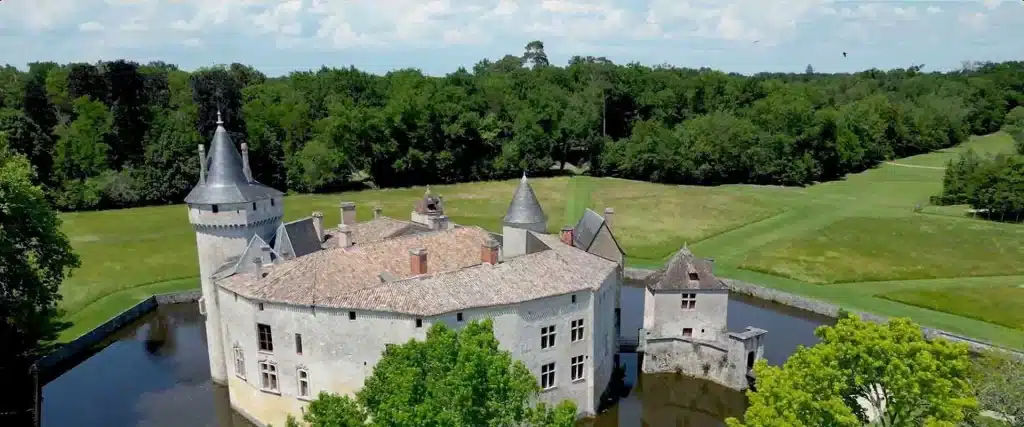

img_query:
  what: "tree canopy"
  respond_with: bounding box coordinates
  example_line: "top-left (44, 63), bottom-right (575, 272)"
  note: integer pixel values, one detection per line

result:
top-left (726, 315), bottom-right (976, 427)
top-left (0, 47), bottom-right (1021, 212)
top-left (970, 350), bottom-right (1024, 427)
top-left (281, 319), bottom-right (577, 427)
top-left (0, 132), bottom-right (80, 421)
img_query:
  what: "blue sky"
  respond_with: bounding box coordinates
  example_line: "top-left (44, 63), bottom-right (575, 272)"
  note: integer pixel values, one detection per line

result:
top-left (1, 0), bottom-right (1020, 76)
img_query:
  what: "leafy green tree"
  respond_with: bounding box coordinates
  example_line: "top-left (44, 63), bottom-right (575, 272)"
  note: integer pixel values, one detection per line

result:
top-left (288, 320), bottom-right (577, 427)
top-left (970, 350), bottom-right (1024, 427)
top-left (0, 133), bottom-right (80, 422)
top-left (727, 315), bottom-right (976, 427)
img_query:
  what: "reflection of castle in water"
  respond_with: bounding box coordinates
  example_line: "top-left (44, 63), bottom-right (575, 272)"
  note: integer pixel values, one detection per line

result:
top-left (636, 373), bottom-right (747, 427)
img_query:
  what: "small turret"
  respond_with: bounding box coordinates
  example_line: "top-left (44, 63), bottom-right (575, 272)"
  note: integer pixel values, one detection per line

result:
top-left (502, 173), bottom-right (547, 233)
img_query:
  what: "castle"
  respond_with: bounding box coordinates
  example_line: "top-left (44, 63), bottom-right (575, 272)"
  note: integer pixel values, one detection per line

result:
top-left (185, 116), bottom-right (626, 427)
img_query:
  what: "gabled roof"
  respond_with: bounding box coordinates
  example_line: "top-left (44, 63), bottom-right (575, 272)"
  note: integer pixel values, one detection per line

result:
top-left (212, 234), bottom-right (278, 280)
top-left (645, 247), bottom-right (724, 291)
top-left (502, 174), bottom-right (547, 227)
top-left (573, 209), bottom-right (604, 250)
top-left (277, 217), bottom-right (322, 259)
top-left (184, 116), bottom-right (283, 204)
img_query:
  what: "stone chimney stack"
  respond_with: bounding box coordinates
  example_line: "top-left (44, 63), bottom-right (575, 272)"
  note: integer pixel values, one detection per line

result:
top-left (603, 207), bottom-right (615, 229)
top-left (241, 143), bottom-right (253, 182)
top-left (311, 212), bottom-right (324, 243)
top-left (560, 227), bottom-right (574, 246)
top-left (410, 248), bottom-right (427, 275)
top-left (340, 202), bottom-right (357, 226)
top-left (197, 144), bottom-right (207, 184)
top-left (481, 239), bottom-right (499, 265)
top-left (260, 243), bottom-right (273, 266)
top-left (373, 206), bottom-right (382, 220)
top-left (338, 224), bottom-right (353, 248)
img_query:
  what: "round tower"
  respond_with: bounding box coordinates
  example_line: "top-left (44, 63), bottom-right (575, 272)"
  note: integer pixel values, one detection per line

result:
top-left (184, 112), bottom-right (284, 384)
top-left (501, 173), bottom-right (548, 258)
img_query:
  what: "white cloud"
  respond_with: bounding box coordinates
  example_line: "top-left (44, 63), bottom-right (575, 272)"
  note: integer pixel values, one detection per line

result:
top-left (927, 6), bottom-right (942, 14)
top-left (79, 21), bottom-right (105, 32)
top-left (959, 11), bottom-right (987, 29)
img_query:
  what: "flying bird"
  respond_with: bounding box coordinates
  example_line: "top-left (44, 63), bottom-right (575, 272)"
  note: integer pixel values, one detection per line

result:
top-left (843, 52), bottom-right (848, 58)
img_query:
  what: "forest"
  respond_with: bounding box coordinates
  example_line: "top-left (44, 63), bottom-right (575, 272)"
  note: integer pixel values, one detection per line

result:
top-left (0, 41), bottom-right (1021, 215)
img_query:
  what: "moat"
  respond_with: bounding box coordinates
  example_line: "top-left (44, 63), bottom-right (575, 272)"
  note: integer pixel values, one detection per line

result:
top-left (42, 284), bottom-right (835, 427)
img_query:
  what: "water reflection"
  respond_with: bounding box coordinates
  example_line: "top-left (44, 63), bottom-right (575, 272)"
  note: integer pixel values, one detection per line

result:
top-left (44, 289), bottom-right (832, 427)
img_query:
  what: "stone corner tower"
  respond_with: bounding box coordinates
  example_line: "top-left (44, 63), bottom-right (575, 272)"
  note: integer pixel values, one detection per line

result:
top-left (501, 173), bottom-right (548, 258)
top-left (184, 112), bottom-right (284, 384)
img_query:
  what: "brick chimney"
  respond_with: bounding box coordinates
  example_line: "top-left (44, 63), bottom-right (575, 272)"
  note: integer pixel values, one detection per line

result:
top-left (481, 239), bottom-right (499, 265)
top-left (197, 144), bottom-right (206, 184)
top-left (338, 224), bottom-right (353, 248)
top-left (373, 206), bottom-right (382, 219)
top-left (560, 227), bottom-right (574, 246)
top-left (340, 202), bottom-right (357, 225)
top-left (410, 248), bottom-right (427, 275)
top-left (241, 143), bottom-right (253, 182)
top-left (311, 212), bottom-right (324, 243)
top-left (603, 207), bottom-right (615, 229)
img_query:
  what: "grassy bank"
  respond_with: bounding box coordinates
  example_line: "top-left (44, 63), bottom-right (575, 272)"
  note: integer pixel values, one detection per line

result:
top-left (57, 133), bottom-right (1024, 348)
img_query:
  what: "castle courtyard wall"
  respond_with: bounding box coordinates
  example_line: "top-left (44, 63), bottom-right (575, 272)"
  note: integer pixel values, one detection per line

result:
top-left (217, 269), bottom-right (619, 427)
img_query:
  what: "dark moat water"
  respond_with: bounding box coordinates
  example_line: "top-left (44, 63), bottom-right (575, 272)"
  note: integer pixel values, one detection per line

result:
top-left (43, 286), bottom-right (835, 427)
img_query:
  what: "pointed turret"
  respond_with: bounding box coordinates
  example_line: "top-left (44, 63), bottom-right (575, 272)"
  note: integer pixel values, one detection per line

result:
top-left (184, 111), bottom-right (283, 204)
top-left (502, 173), bottom-right (547, 233)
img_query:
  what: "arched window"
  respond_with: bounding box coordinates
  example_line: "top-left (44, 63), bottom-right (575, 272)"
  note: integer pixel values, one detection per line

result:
top-left (297, 368), bottom-right (310, 399)
top-left (259, 360), bottom-right (279, 393)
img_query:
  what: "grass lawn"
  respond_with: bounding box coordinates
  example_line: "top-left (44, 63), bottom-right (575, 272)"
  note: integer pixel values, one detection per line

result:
top-left (56, 132), bottom-right (1024, 349)
top-left (879, 285), bottom-right (1024, 331)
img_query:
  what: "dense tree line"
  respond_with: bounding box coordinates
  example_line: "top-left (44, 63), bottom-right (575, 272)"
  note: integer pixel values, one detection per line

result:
top-left (933, 106), bottom-right (1024, 222)
top-left (0, 43), bottom-right (1022, 211)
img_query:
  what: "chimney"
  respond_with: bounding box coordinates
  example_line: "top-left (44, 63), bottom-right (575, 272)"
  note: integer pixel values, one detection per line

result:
top-left (241, 143), bottom-right (253, 182)
top-left (431, 215), bottom-right (450, 231)
top-left (337, 224), bottom-right (353, 248)
top-left (340, 202), bottom-right (357, 226)
top-left (481, 239), bottom-right (499, 265)
top-left (373, 206), bottom-right (382, 220)
top-left (311, 212), bottom-right (324, 243)
top-left (603, 207), bottom-right (615, 229)
top-left (560, 227), bottom-right (575, 246)
top-left (197, 144), bottom-right (207, 184)
top-left (260, 243), bottom-right (273, 266)
top-left (410, 248), bottom-right (427, 275)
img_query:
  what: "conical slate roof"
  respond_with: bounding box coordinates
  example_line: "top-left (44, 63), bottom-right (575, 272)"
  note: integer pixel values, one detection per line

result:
top-left (502, 173), bottom-right (547, 227)
top-left (184, 115), bottom-right (283, 205)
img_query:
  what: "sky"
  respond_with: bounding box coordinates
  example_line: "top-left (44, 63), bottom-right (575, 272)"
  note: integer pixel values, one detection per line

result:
top-left (0, 0), bottom-right (1020, 77)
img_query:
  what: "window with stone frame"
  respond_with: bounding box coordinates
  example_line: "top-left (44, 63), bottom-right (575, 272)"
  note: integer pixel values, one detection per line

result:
top-left (233, 346), bottom-right (245, 379)
top-left (297, 368), bottom-right (310, 399)
top-left (570, 355), bottom-right (585, 382)
top-left (681, 292), bottom-right (697, 310)
top-left (259, 361), bottom-right (279, 392)
top-left (257, 323), bottom-right (273, 352)
top-left (541, 325), bottom-right (556, 349)
top-left (540, 362), bottom-right (556, 390)
top-left (570, 319), bottom-right (585, 342)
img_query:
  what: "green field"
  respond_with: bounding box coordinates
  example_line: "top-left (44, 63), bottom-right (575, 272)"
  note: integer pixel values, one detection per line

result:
top-left (57, 133), bottom-right (1024, 349)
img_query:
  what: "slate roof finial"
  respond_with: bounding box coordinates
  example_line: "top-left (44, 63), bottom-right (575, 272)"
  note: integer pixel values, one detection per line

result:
top-left (216, 110), bottom-right (224, 125)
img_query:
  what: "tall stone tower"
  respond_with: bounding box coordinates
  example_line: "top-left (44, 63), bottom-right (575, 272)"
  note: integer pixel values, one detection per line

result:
top-left (185, 112), bottom-right (283, 384)
top-left (502, 173), bottom-right (548, 258)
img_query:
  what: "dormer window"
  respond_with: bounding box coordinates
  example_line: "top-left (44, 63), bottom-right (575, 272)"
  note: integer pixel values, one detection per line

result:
top-left (688, 272), bottom-right (699, 281)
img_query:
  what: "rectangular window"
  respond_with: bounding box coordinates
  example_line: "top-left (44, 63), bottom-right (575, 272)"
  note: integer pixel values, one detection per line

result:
top-left (540, 362), bottom-right (556, 390)
top-left (257, 323), bottom-right (273, 352)
top-left (416, 318), bottom-right (423, 328)
top-left (570, 355), bottom-right (584, 382)
top-left (297, 369), bottom-right (310, 399)
top-left (258, 303), bottom-right (264, 311)
top-left (457, 312), bottom-right (464, 322)
top-left (349, 311), bottom-right (356, 320)
top-left (683, 328), bottom-right (693, 337)
top-left (212, 204), bottom-right (219, 213)
top-left (295, 333), bottom-right (303, 355)
top-left (252, 202), bottom-right (257, 210)
top-left (541, 325), bottom-right (556, 349)
top-left (688, 272), bottom-right (699, 281)
top-left (570, 319), bottom-right (585, 342)
top-left (681, 292), bottom-right (697, 310)
top-left (571, 294), bottom-right (576, 304)
top-left (259, 361), bottom-right (278, 392)
top-left (234, 347), bottom-right (245, 379)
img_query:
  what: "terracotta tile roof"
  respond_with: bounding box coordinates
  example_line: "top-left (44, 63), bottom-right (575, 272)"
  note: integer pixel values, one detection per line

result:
top-left (218, 228), bottom-right (620, 315)
top-left (645, 247), bottom-right (724, 291)
top-left (321, 217), bottom-right (431, 248)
